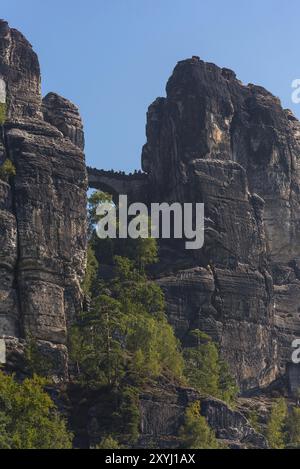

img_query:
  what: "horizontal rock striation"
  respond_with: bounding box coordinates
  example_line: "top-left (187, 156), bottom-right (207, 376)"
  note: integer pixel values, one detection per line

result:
top-left (0, 19), bottom-right (87, 371)
top-left (1, 18), bottom-right (299, 396)
top-left (90, 57), bottom-right (300, 392)
top-left (138, 57), bottom-right (300, 391)
top-left (138, 381), bottom-right (267, 448)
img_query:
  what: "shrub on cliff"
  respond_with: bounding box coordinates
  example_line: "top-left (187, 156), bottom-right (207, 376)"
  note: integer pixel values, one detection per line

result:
top-left (286, 406), bottom-right (300, 448)
top-left (183, 330), bottom-right (238, 405)
top-left (81, 244), bottom-right (99, 297)
top-left (266, 398), bottom-right (288, 449)
top-left (0, 159), bottom-right (16, 181)
top-left (179, 401), bottom-right (222, 449)
top-left (0, 102), bottom-right (6, 125)
top-left (96, 435), bottom-right (122, 449)
top-left (0, 371), bottom-right (73, 449)
top-left (70, 264), bottom-right (184, 386)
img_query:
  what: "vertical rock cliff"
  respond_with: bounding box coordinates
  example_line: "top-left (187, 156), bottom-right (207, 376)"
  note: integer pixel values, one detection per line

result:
top-left (1, 19), bottom-right (299, 395)
top-left (141, 57), bottom-right (300, 390)
top-left (0, 20), bottom-right (87, 373)
top-left (86, 58), bottom-right (300, 392)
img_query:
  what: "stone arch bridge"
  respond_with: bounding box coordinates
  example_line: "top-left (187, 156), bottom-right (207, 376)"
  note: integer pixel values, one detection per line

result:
top-left (87, 167), bottom-right (149, 203)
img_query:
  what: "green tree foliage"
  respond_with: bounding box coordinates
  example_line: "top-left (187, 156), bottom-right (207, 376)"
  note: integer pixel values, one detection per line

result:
top-left (96, 435), bottom-right (122, 449)
top-left (219, 359), bottom-right (239, 405)
top-left (248, 410), bottom-right (261, 434)
top-left (0, 371), bottom-right (73, 449)
top-left (75, 189), bottom-right (236, 445)
top-left (70, 262), bottom-right (184, 386)
top-left (0, 159), bottom-right (16, 181)
top-left (179, 401), bottom-right (222, 449)
top-left (72, 294), bottom-right (126, 386)
top-left (266, 398), bottom-right (288, 449)
top-left (183, 330), bottom-right (238, 404)
top-left (117, 386), bottom-right (140, 444)
top-left (81, 243), bottom-right (99, 296)
top-left (88, 190), bottom-right (113, 229)
top-left (24, 338), bottom-right (56, 378)
top-left (115, 236), bottom-right (158, 271)
top-left (88, 190), bottom-right (158, 269)
top-left (0, 102), bottom-right (6, 125)
top-left (286, 406), bottom-right (300, 448)
top-left (72, 192), bottom-right (184, 387)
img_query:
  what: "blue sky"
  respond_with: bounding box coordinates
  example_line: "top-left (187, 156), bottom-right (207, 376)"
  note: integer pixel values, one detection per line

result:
top-left (1, 0), bottom-right (300, 171)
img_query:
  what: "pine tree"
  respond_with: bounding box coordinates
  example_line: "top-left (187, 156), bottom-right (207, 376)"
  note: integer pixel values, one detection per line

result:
top-left (286, 406), bottom-right (300, 448)
top-left (179, 401), bottom-right (222, 449)
top-left (266, 398), bottom-right (287, 449)
top-left (0, 372), bottom-right (72, 449)
top-left (183, 330), bottom-right (238, 404)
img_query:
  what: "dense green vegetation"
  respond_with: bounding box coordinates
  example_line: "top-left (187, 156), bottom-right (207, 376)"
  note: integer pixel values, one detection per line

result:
top-left (183, 330), bottom-right (238, 405)
top-left (265, 397), bottom-right (300, 449)
top-left (67, 190), bottom-right (238, 446)
top-left (179, 401), bottom-right (222, 449)
top-left (0, 159), bottom-right (16, 181)
top-left (0, 102), bottom-right (6, 125)
top-left (96, 435), bottom-right (122, 449)
top-left (0, 190), bottom-right (240, 449)
top-left (266, 398), bottom-right (287, 449)
top-left (71, 255), bottom-right (184, 387)
top-left (0, 371), bottom-right (72, 449)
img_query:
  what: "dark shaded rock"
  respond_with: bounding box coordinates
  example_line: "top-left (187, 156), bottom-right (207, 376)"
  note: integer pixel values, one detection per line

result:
top-left (42, 92), bottom-right (84, 150)
top-left (3, 336), bottom-right (68, 381)
top-left (87, 166), bottom-right (148, 203)
top-left (0, 20), bottom-right (87, 369)
top-left (138, 381), bottom-right (267, 449)
top-left (89, 57), bottom-right (300, 391)
top-left (66, 379), bottom-right (267, 449)
top-left (0, 19), bottom-right (42, 119)
top-left (139, 58), bottom-right (300, 390)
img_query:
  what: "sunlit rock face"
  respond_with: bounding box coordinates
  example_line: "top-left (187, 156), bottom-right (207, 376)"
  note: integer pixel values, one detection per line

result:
top-left (142, 58), bottom-right (300, 265)
top-left (0, 19), bottom-right (87, 374)
top-left (0, 16), bottom-right (299, 393)
top-left (0, 77), bottom-right (6, 103)
top-left (141, 57), bottom-right (300, 390)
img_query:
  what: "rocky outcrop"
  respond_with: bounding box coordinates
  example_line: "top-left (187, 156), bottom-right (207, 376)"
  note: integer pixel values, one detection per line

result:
top-left (136, 57), bottom-right (300, 391)
top-left (138, 382), bottom-right (268, 449)
top-left (1, 18), bottom-right (299, 399)
top-left (42, 92), bottom-right (84, 150)
top-left (0, 19), bottom-right (87, 371)
top-left (67, 379), bottom-right (267, 449)
top-left (88, 57), bottom-right (300, 392)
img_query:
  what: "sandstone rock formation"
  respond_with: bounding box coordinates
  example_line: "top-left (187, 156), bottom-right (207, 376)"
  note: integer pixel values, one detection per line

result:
top-left (0, 19), bottom-right (87, 374)
top-left (140, 57), bottom-right (300, 391)
top-left (88, 57), bottom-right (300, 393)
top-left (67, 379), bottom-right (267, 449)
top-left (1, 17), bottom-right (299, 406)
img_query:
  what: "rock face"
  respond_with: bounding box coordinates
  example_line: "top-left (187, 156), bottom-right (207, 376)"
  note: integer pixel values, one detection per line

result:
top-left (87, 57), bottom-right (300, 392)
top-left (0, 20), bottom-right (87, 369)
top-left (139, 57), bottom-right (300, 391)
top-left (67, 379), bottom-right (267, 449)
top-left (1, 18), bottom-right (299, 397)
top-left (138, 382), bottom-right (268, 449)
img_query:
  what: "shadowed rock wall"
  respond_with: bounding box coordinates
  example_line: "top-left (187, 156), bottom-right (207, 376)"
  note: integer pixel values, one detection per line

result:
top-left (0, 20), bottom-right (87, 371)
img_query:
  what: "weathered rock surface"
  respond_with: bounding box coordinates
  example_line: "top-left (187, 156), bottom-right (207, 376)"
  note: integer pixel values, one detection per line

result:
top-left (88, 57), bottom-right (300, 392)
top-left (138, 382), bottom-right (268, 449)
top-left (67, 379), bottom-right (267, 449)
top-left (141, 58), bottom-right (300, 389)
top-left (0, 19), bottom-right (87, 371)
top-left (1, 16), bottom-right (300, 422)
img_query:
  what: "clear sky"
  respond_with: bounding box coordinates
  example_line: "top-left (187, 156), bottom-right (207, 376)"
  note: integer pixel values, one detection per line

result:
top-left (1, 0), bottom-right (300, 171)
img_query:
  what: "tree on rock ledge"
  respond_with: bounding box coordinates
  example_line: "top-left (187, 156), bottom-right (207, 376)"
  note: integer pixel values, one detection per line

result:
top-left (0, 371), bottom-right (73, 449)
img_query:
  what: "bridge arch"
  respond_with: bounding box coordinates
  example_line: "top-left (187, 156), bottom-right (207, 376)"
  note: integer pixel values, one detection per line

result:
top-left (87, 167), bottom-right (149, 204)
